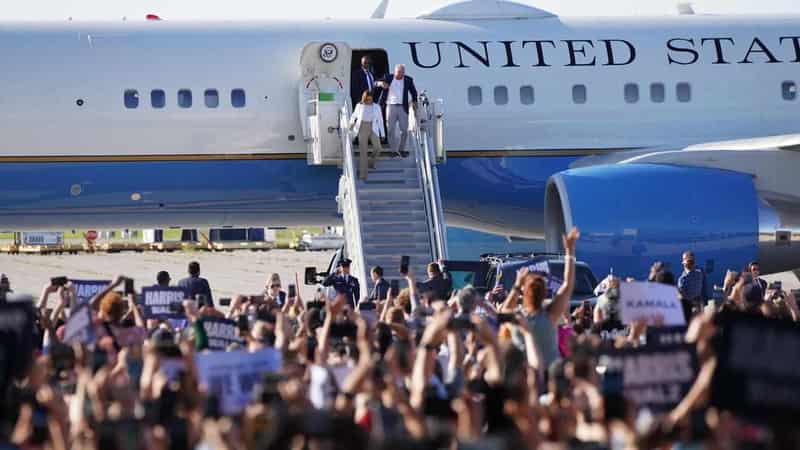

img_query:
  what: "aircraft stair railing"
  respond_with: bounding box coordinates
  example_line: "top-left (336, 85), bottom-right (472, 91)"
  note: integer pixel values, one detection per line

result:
top-left (336, 102), bottom-right (370, 288)
top-left (409, 93), bottom-right (448, 261)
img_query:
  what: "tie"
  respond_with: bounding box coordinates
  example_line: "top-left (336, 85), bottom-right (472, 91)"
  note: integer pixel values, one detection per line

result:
top-left (365, 70), bottom-right (373, 91)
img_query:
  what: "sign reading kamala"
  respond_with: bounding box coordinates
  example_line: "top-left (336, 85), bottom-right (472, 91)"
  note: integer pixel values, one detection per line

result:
top-left (712, 311), bottom-right (800, 420)
top-left (72, 280), bottom-right (110, 305)
top-left (63, 303), bottom-right (94, 345)
top-left (195, 317), bottom-right (243, 351)
top-left (619, 281), bottom-right (685, 326)
top-left (598, 344), bottom-right (697, 414)
top-left (406, 37), bottom-right (800, 69)
top-left (196, 348), bottom-right (282, 415)
top-left (141, 286), bottom-right (187, 320)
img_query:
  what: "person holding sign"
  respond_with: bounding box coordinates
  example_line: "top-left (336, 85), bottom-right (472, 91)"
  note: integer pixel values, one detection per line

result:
top-left (90, 276), bottom-right (146, 350)
top-left (500, 227), bottom-right (580, 376)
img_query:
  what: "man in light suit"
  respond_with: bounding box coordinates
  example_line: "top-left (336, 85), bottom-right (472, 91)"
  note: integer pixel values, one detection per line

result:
top-left (377, 64), bottom-right (418, 156)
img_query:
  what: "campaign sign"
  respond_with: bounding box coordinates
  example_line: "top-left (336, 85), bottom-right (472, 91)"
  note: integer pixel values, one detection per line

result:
top-left (196, 317), bottom-right (243, 351)
top-left (0, 303), bottom-right (35, 388)
top-left (141, 286), bottom-right (187, 320)
top-left (598, 344), bottom-right (697, 414)
top-left (619, 282), bottom-right (685, 326)
top-left (72, 280), bottom-right (110, 305)
top-left (646, 326), bottom-right (688, 347)
top-left (196, 348), bottom-right (282, 415)
top-left (711, 311), bottom-right (800, 420)
top-left (62, 303), bottom-right (95, 345)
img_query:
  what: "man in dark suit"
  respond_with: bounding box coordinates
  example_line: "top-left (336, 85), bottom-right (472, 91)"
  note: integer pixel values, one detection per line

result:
top-left (368, 266), bottom-right (390, 301)
top-left (351, 56), bottom-right (378, 109)
top-left (377, 64), bottom-right (418, 156)
top-left (178, 261), bottom-right (214, 307)
top-left (322, 258), bottom-right (361, 308)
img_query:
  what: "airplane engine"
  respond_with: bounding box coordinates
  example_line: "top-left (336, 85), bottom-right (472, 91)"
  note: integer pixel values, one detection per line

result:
top-left (544, 164), bottom-right (799, 282)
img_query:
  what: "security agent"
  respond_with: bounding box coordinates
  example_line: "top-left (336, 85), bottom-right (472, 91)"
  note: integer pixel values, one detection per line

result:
top-left (322, 258), bottom-right (361, 308)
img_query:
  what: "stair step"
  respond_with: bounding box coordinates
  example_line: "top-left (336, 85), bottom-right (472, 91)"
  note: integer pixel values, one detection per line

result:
top-left (362, 222), bottom-right (427, 233)
top-left (362, 231), bottom-right (430, 242)
top-left (357, 179), bottom-right (420, 190)
top-left (364, 242), bottom-right (432, 253)
top-left (359, 199), bottom-right (425, 211)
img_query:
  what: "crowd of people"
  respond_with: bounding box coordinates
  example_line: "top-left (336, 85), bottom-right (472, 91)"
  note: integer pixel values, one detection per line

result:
top-left (0, 227), bottom-right (798, 450)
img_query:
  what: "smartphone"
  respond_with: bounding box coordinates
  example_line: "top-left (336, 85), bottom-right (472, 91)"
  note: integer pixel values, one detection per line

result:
top-left (91, 349), bottom-right (108, 374)
top-left (196, 293), bottom-right (208, 307)
top-left (124, 278), bottom-right (135, 296)
top-left (329, 322), bottom-right (358, 339)
top-left (448, 316), bottom-right (475, 331)
top-left (50, 276), bottom-right (68, 287)
top-left (236, 314), bottom-right (249, 332)
top-left (496, 313), bottom-right (515, 324)
top-left (288, 284), bottom-right (297, 298)
top-left (400, 255), bottom-right (410, 275)
top-left (769, 281), bottom-right (782, 290)
top-left (216, 297), bottom-right (231, 307)
top-left (389, 279), bottom-right (400, 297)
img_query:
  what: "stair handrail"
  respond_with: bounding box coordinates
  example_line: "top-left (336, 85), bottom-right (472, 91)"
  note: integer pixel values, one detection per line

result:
top-left (409, 92), bottom-right (449, 261)
top-left (338, 101), bottom-right (369, 293)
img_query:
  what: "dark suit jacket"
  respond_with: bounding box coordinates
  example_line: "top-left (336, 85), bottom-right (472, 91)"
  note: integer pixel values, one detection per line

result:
top-left (351, 68), bottom-right (378, 105)
top-left (369, 278), bottom-right (390, 301)
top-left (419, 275), bottom-right (452, 301)
top-left (178, 276), bottom-right (214, 307)
top-left (378, 75), bottom-right (418, 114)
top-left (322, 273), bottom-right (361, 308)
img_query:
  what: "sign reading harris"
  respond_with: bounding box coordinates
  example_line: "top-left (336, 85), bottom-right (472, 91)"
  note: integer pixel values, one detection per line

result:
top-left (196, 348), bottom-right (282, 415)
top-left (141, 286), bottom-right (187, 320)
top-left (72, 280), bottom-right (110, 305)
top-left (62, 303), bottom-right (94, 345)
top-left (619, 281), bottom-right (685, 326)
top-left (712, 311), bottom-right (800, 421)
top-left (598, 344), bottom-right (697, 414)
top-left (195, 317), bottom-right (243, 351)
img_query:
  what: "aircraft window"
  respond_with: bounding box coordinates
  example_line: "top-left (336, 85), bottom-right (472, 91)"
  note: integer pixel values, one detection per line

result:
top-left (468, 86), bottom-right (482, 106)
top-left (178, 89), bottom-right (192, 108)
top-left (650, 83), bottom-right (665, 103)
top-left (572, 84), bottom-right (587, 104)
top-left (520, 85), bottom-right (534, 105)
top-left (231, 89), bottom-right (246, 108)
top-left (782, 81), bottom-right (797, 101)
top-left (124, 90), bottom-right (139, 109)
top-left (676, 82), bottom-right (691, 103)
top-left (494, 86), bottom-right (509, 105)
top-left (205, 89), bottom-right (219, 108)
top-left (151, 89), bottom-right (166, 109)
top-left (624, 83), bottom-right (639, 103)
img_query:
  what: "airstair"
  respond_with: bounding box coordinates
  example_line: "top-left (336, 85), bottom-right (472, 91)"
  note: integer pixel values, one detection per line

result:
top-left (299, 42), bottom-right (448, 290)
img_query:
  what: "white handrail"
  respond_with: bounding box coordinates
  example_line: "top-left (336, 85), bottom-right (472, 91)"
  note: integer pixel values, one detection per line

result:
top-left (409, 95), bottom-right (449, 261)
top-left (338, 102), bottom-right (369, 293)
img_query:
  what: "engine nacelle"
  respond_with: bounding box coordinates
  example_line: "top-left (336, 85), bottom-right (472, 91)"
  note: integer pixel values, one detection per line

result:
top-left (544, 164), bottom-right (799, 283)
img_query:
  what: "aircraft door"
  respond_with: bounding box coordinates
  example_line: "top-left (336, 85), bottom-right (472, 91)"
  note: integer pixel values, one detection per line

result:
top-left (298, 41), bottom-right (352, 165)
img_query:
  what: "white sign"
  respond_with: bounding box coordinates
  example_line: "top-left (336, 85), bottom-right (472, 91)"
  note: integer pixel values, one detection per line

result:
top-left (196, 348), bottom-right (282, 415)
top-left (619, 281), bottom-right (685, 326)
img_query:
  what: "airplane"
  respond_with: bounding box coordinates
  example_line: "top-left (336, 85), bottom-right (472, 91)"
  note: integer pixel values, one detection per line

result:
top-left (0, 0), bottom-right (798, 283)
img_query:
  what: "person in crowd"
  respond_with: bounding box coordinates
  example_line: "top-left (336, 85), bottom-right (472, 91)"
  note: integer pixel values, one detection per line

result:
top-left (322, 258), bottom-right (360, 308)
top-left (264, 273), bottom-right (287, 306)
top-left (418, 262), bottom-right (451, 301)
top-left (748, 260), bottom-right (768, 295)
top-left (178, 260), bottom-right (214, 306)
top-left (377, 64), bottom-right (417, 157)
top-left (156, 270), bottom-right (171, 287)
top-left (500, 227), bottom-right (579, 376)
top-left (677, 250), bottom-right (708, 306)
top-left (368, 265), bottom-right (389, 302)
top-left (351, 55), bottom-right (378, 109)
top-left (350, 90), bottom-right (385, 180)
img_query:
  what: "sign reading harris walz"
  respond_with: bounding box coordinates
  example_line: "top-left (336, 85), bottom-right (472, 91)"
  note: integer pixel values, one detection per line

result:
top-left (712, 311), bottom-right (800, 421)
top-left (405, 37), bottom-right (800, 69)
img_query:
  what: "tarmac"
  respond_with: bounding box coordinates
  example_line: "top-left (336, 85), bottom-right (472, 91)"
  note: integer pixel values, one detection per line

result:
top-left (0, 250), bottom-right (333, 302)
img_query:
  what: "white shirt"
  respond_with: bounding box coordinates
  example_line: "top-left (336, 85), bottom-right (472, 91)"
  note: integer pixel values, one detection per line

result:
top-left (387, 77), bottom-right (405, 105)
top-left (363, 69), bottom-right (374, 91)
top-left (350, 103), bottom-right (385, 138)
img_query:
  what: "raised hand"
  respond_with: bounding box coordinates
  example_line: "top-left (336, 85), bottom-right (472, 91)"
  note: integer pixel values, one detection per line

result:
top-left (562, 226), bottom-right (580, 255)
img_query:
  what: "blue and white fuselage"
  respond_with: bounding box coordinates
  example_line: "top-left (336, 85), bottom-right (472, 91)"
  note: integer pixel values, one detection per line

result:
top-left (1, 2), bottom-right (799, 279)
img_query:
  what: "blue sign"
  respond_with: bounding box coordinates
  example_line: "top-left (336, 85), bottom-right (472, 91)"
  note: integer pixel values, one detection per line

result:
top-left (141, 286), bottom-right (187, 320)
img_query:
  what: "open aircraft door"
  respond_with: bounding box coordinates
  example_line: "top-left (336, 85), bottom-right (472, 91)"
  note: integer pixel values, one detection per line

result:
top-left (298, 41), bottom-right (352, 166)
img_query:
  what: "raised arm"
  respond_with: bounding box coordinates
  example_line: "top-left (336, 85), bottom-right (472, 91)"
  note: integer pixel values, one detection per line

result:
top-left (90, 275), bottom-right (125, 310)
top-left (500, 267), bottom-right (528, 312)
top-left (548, 227), bottom-right (580, 325)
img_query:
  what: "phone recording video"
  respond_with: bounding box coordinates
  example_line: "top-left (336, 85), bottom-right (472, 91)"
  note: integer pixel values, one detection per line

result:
top-left (124, 278), bottom-right (135, 296)
top-left (400, 255), bottom-right (410, 275)
top-left (288, 283), bottom-right (297, 298)
top-left (50, 276), bottom-right (68, 287)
